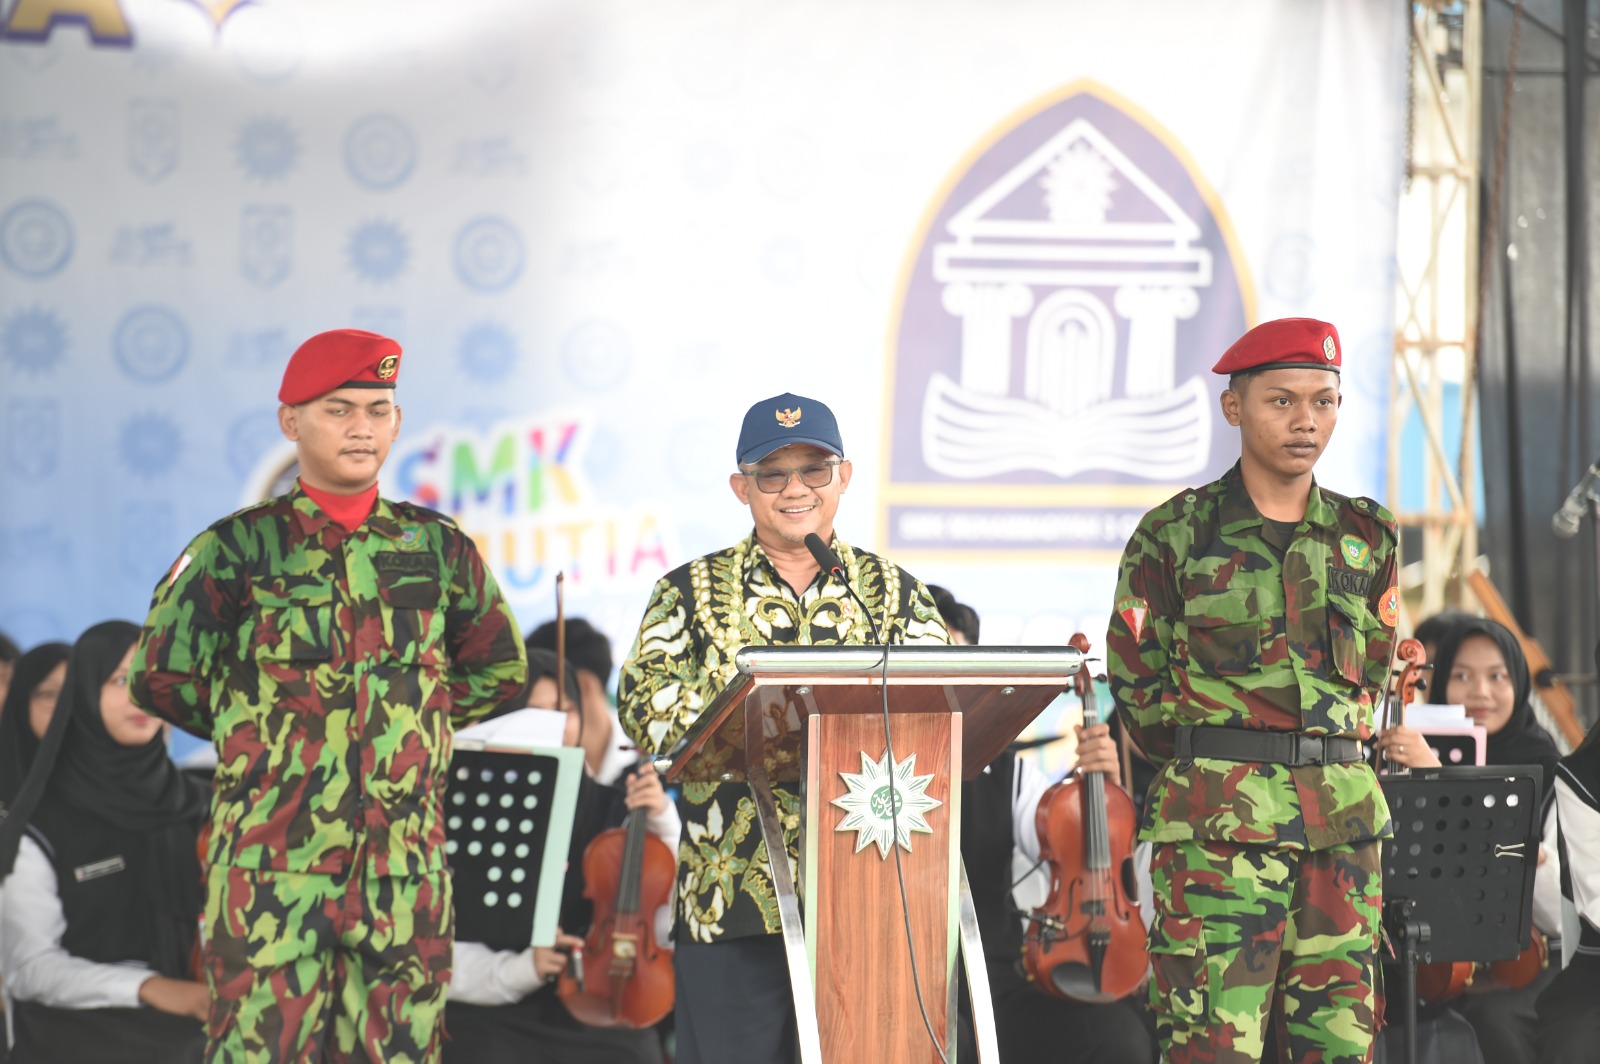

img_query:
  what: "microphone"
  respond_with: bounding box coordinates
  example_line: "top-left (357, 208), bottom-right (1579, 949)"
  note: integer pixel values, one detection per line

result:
top-left (803, 532), bottom-right (845, 577)
top-left (1552, 459), bottom-right (1600, 538)
top-left (805, 533), bottom-right (881, 643)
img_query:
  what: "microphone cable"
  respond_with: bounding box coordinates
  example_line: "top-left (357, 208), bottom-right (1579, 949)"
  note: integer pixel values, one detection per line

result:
top-left (805, 534), bottom-right (951, 1064)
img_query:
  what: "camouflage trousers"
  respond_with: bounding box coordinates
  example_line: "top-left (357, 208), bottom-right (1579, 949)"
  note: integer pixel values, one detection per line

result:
top-left (1147, 839), bottom-right (1382, 1064)
top-left (203, 864), bottom-right (453, 1064)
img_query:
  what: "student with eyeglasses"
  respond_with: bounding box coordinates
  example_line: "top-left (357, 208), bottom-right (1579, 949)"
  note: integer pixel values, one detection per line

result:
top-left (616, 392), bottom-right (950, 1064)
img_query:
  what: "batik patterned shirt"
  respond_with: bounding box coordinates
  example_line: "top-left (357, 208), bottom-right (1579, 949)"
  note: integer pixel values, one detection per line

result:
top-left (617, 533), bottom-right (949, 943)
top-left (130, 486), bottom-right (527, 878)
top-left (1107, 462), bottom-right (1398, 852)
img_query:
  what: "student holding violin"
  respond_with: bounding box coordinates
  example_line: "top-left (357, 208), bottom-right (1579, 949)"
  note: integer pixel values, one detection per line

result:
top-left (1108, 320), bottom-right (1398, 1064)
top-left (930, 587), bottom-right (1155, 1064)
top-left (445, 647), bottom-right (678, 1064)
top-left (1376, 618), bottom-right (1563, 1064)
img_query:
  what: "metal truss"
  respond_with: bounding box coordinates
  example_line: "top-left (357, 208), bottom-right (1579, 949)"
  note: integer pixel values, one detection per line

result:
top-left (1390, 0), bottom-right (1483, 623)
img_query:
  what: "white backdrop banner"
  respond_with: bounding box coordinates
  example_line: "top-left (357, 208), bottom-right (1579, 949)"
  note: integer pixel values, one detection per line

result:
top-left (0, 0), bottom-right (1406, 766)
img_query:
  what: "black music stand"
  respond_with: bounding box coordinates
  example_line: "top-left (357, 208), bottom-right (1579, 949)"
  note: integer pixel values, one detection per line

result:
top-left (1379, 765), bottom-right (1544, 1064)
top-left (446, 744), bottom-right (583, 951)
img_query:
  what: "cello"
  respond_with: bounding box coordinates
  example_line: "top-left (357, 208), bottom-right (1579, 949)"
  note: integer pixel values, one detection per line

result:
top-left (1021, 633), bottom-right (1148, 1004)
top-left (553, 571), bottom-right (677, 1028)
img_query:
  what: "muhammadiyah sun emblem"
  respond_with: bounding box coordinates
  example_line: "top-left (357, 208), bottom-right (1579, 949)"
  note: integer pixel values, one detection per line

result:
top-left (832, 750), bottom-right (942, 857)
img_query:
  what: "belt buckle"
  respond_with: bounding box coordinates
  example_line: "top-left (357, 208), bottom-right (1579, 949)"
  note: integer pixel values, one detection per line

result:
top-left (1297, 735), bottom-right (1325, 765)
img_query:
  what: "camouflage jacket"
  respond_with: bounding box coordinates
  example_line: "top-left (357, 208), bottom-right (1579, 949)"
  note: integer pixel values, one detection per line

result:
top-left (617, 533), bottom-right (949, 943)
top-left (129, 486), bottom-right (527, 877)
top-left (1106, 462), bottom-right (1398, 852)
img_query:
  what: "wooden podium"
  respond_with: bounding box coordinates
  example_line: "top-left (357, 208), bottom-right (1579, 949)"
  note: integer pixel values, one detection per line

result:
top-left (656, 645), bottom-right (1082, 1064)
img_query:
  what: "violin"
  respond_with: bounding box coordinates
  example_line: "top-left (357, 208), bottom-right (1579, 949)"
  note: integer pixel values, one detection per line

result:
top-left (1021, 633), bottom-right (1148, 1004)
top-left (552, 570), bottom-right (676, 1029)
top-left (556, 799), bottom-right (677, 1028)
top-left (1383, 638), bottom-right (1478, 1002)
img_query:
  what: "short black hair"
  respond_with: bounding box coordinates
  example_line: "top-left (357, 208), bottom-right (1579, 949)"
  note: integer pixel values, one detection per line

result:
top-left (926, 584), bottom-right (980, 645)
top-left (521, 647), bottom-right (583, 711)
top-left (1414, 608), bottom-right (1474, 652)
top-left (0, 630), bottom-right (19, 664)
top-left (526, 617), bottom-right (614, 685)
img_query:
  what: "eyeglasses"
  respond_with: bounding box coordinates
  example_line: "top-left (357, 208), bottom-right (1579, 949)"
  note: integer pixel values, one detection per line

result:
top-left (743, 458), bottom-right (841, 494)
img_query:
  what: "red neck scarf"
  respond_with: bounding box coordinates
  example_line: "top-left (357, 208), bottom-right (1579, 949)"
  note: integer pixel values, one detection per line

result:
top-left (299, 479), bottom-right (379, 532)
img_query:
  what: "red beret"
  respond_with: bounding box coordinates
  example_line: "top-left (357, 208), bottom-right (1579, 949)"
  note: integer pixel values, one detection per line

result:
top-left (278, 329), bottom-right (402, 405)
top-left (1212, 318), bottom-right (1341, 376)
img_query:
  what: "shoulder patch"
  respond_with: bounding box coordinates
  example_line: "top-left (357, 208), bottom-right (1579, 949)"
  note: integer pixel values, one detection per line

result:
top-left (1378, 585), bottom-right (1400, 627)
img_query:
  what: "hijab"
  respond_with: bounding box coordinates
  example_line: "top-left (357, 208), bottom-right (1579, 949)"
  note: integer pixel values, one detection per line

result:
top-left (0, 642), bottom-right (71, 869)
top-left (0, 621), bottom-right (208, 978)
top-left (1429, 617), bottom-right (1562, 796)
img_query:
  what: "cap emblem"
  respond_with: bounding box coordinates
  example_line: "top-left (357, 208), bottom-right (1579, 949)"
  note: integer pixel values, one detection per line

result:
top-left (1322, 336), bottom-right (1336, 361)
top-left (776, 406), bottom-right (801, 428)
top-left (377, 354), bottom-right (399, 380)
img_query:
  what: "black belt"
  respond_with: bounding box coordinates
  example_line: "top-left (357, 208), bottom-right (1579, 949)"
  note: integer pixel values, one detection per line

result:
top-left (1174, 726), bottom-right (1363, 766)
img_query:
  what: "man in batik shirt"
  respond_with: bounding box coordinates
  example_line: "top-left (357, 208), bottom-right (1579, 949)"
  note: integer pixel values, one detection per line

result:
top-left (130, 329), bottom-right (527, 1063)
top-left (1107, 319), bottom-right (1398, 1064)
top-left (617, 392), bottom-right (948, 1063)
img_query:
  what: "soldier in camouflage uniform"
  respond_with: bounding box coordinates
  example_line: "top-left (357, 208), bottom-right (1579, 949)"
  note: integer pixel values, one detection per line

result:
top-left (129, 330), bottom-right (527, 1064)
top-left (617, 393), bottom-right (948, 1063)
top-left (1107, 319), bottom-right (1398, 1064)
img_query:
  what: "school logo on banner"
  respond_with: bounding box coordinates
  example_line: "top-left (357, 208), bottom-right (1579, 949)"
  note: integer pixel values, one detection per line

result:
top-left (881, 82), bottom-right (1252, 557)
top-left (126, 100), bottom-right (179, 183)
top-left (240, 205), bottom-right (292, 288)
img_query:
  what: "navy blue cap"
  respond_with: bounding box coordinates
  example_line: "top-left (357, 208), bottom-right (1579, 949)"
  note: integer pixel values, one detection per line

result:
top-left (736, 392), bottom-right (844, 465)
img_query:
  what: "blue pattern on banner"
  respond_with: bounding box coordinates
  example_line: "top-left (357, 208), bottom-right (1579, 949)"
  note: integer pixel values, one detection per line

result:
top-left (0, 607), bottom-right (66, 648)
top-left (0, 525), bottom-right (70, 568)
top-left (126, 99), bottom-right (179, 183)
top-left (352, 307), bottom-right (403, 343)
top-left (0, 199), bottom-right (73, 279)
top-left (227, 410), bottom-right (284, 478)
top-left (241, 205), bottom-right (292, 288)
top-left (683, 139), bottom-right (734, 190)
top-left (583, 422), bottom-right (623, 485)
top-left (235, 116), bottom-right (300, 183)
top-left (561, 320), bottom-right (631, 392)
top-left (453, 216), bottom-right (524, 292)
top-left (110, 223), bottom-right (192, 267)
top-left (5, 398), bottom-right (60, 480)
top-left (114, 306), bottom-right (190, 384)
top-left (119, 413), bottom-right (184, 477)
top-left (2, 306), bottom-right (68, 375)
top-left (667, 421), bottom-right (725, 491)
top-left (761, 236), bottom-right (805, 284)
top-left (1265, 232), bottom-right (1317, 302)
top-left (227, 328), bottom-right (294, 371)
top-left (0, 117), bottom-right (77, 160)
top-left (347, 219), bottom-right (409, 283)
top-left (119, 502), bottom-right (175, 586)
top-left (344, 114), bottom-right (417, 190)
top-left (451, 137), bottom-right (527, 177)
top-left (458, 322), bottom-right (518, 382)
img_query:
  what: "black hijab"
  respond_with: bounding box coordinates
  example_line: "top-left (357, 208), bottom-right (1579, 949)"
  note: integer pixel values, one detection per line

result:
top-left (1430, 617), bottom-right (1562, 796)
top-left (0, 642), bottom-right (71, 866)
top-left (0, 621), bottom-right (208, 978)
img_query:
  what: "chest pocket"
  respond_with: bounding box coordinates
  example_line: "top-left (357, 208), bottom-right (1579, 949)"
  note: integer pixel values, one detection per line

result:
top-left (374, 554), bottom-right (444, 664)
top-left (250, 578), bottom-right (333, 662)
top-left (1327, 590), bottom-right (1371, 687)
top-left (1183, 588), bottom-right (1260, 677)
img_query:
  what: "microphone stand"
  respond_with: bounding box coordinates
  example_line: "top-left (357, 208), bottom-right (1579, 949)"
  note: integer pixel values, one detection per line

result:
top-left (801, 534), bottom-right (950, 1064)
